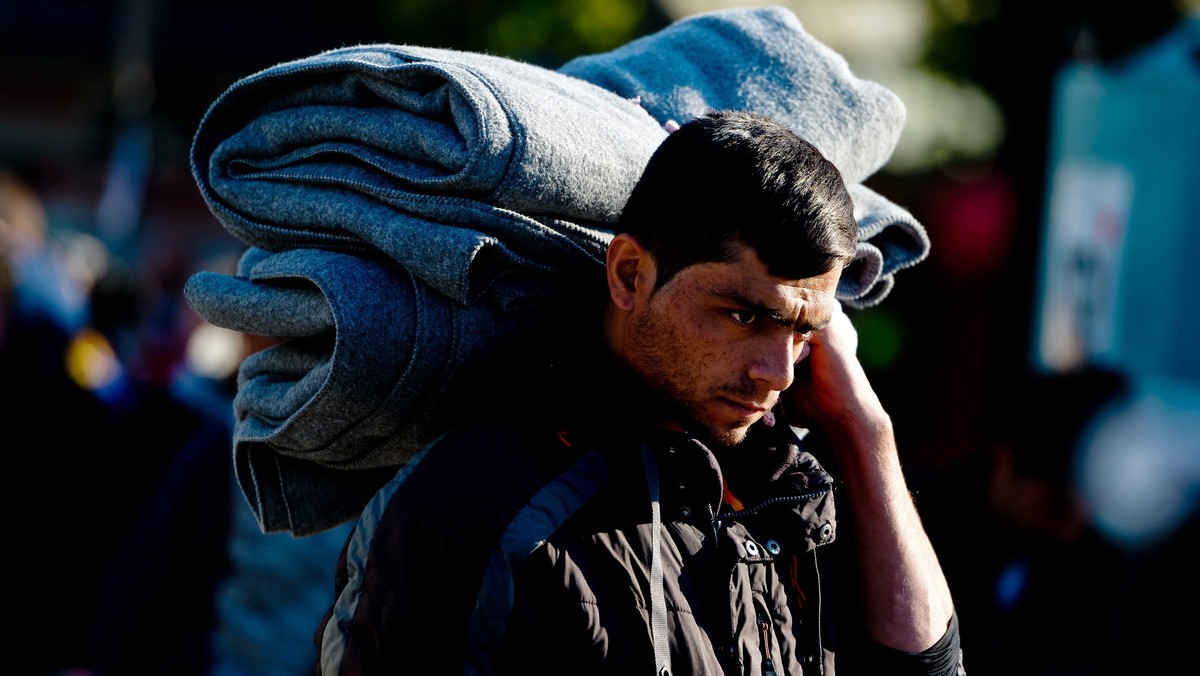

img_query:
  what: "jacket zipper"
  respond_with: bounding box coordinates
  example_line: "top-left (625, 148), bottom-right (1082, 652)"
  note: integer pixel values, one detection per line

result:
top-left (718, 484), bottom-right (832, 521)
top-left (756, 607), bottom-right (778, 676)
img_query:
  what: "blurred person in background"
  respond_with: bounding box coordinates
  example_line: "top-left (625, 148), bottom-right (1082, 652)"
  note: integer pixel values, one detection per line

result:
top-left (921, 365), bottom-right (1198, 675)
top-left (3, 165), bottom-right (232, 675)
top-left (4, 167), bottom-right (350, 675)
top-left (972, 367), bottom-right (1130, 676)
top-left (84, 253), bottom-right (237, 676)
top-left (88, 251), bottom-right (355, 676)
top-left (3, 167), bottom-right (120, 675)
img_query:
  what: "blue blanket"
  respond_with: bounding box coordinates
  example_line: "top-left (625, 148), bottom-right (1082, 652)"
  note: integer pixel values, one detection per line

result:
top-left (185, 6), bottom-right (931, 535)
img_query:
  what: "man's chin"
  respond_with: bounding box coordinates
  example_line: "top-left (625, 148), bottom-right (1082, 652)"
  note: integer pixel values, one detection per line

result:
top-left (673, 403), bottom-right (755, 448)
top-left (698, 423), bottom-right (752, 450)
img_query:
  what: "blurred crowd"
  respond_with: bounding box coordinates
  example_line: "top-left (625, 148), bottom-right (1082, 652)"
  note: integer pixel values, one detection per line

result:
top-left (2, 168), bottom-right (354, 675)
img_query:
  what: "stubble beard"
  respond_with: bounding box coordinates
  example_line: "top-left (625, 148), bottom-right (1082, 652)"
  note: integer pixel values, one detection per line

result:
top-left (627, 300), bottom-right (754, 451)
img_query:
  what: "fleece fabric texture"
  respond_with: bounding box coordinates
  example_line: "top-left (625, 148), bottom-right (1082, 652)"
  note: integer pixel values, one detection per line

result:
top-left (560, 4), bottom-right (932, 300)
top-left (184, 5), bottom-right (931, 535)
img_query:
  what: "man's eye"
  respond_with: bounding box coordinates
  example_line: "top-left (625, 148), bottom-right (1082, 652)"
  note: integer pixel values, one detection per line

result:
top-left (730, 310), bottom-right (757, 325)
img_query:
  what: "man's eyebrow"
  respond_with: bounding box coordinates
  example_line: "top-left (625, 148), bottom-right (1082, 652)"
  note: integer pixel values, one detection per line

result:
top-left (802, 316), bottom-right (832, 333)
top-left (715, 289), bottom-right (828, 332)
top-left (715, 290), bottom-right (786, 319)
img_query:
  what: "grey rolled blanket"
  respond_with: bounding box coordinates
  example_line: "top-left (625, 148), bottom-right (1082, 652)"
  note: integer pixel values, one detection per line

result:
top-left (186, 247), bottom-right (547, 534)
top-left (190, 43), bottom-right (668, 307)
top-left (558, 5), bottom-right (930, 304)
top-left (185, 5), bottom-right (931, 535)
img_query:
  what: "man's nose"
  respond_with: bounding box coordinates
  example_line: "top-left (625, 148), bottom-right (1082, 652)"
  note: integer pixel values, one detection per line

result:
top-left (748, 336), bottom-right (796, 392)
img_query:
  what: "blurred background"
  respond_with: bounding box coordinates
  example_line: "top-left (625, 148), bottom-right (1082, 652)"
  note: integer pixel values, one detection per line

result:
top-left (2, 1), bottom-right (1197, 674)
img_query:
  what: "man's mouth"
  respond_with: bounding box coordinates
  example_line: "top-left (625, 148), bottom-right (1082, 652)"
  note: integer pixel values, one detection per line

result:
top-left (720, 397), bottom-right (768, 419)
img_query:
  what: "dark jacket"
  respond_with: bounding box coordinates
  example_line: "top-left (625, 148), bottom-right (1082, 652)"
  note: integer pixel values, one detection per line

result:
top-left (315, 332), bottom-right (962, 675)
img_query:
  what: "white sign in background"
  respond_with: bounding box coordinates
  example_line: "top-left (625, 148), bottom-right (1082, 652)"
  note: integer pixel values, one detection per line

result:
top-left (1036, 158), bottom-right (1133, 373)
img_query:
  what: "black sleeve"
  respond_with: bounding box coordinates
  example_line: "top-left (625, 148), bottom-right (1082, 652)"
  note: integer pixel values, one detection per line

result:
top-left (852, 612), bottom-right (965, 676)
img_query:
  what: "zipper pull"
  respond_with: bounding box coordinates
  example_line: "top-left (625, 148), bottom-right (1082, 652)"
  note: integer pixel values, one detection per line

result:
top-left (759, 618), bottom-right (777, 676)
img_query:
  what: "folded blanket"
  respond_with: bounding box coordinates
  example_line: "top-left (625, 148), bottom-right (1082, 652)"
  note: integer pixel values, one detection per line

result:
top-left (190, 7), bottom-right (927, 311)
top-left (558, 5), bottom-right (930, 305)
top-left (559, 5), bottom-right (902, 187)
top-left (184, 248), bottom-right (550, 534)
top-left (186, 6), bottom-right (932, 535)
top-left (844, 183), bottom-right (929, 306)
top-left (191, 43), bottom-right (667, 306)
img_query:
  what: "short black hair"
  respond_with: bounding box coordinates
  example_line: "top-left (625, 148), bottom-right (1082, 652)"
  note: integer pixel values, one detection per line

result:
top-left (617, 109), bottom-right (857, 289)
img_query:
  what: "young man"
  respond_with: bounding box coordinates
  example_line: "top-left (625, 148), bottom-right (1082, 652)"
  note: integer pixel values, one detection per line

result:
top-left (316, 110), bottom-right (964, 675)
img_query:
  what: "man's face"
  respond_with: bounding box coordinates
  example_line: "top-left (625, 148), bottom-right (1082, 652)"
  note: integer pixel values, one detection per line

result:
top-left (623, 246), bottom-right (841, 448)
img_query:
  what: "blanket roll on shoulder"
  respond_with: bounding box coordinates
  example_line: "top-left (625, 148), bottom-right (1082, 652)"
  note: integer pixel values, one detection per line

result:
top-left (558, 5), bottom-right (905, 187)
top-left (191, 44), bottom-right (669, 305)
top-left (842, 183), bottom-right (930, 306)
top-left (559, 5), bottom-right (930, 307)
top-left (183, 247), bottom-right (549, 534)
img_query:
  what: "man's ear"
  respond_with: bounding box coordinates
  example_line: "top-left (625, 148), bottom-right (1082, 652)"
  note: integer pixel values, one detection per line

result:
top-left (606, 233), bottom-right (654, 310)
